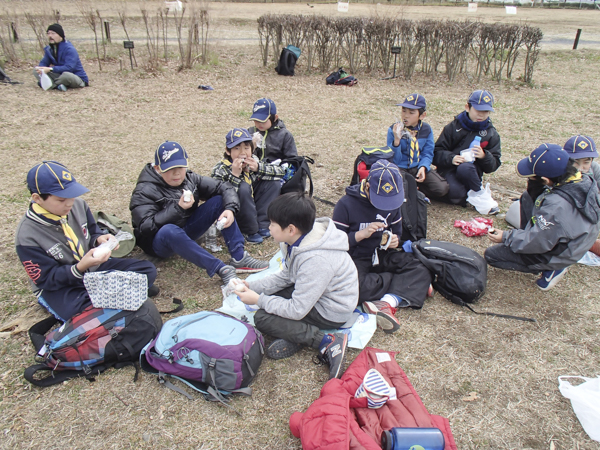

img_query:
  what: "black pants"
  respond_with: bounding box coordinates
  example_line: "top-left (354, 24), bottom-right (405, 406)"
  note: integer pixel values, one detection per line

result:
top-left (352, 250), bottom-right (432, 308)
top-left (253, 286), bottom-right (345, 349)
top-left (236, 179), bottom-right (281, 235)
top-left (443, 163), bottom-right (483, 205)
top-left (400, 166), bottom-right (449, 198)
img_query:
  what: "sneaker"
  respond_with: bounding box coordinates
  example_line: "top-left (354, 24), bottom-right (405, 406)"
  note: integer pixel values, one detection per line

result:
top-left (362, 300), bottom-right (400, 334)
top-left (217, 265), bottom-right (237, 285)
top-left (245, 233), bottom-right (263, 245)
top-left (229, 251), bottom-right (269, 274)
top-left (266, 339), bottom-right (302, 360)
top-left (316, 333), bottom-right (348, 380)
top-left (258, 228), bottom-right (271, 238)
top-left (147, 285), bottom-right (160, 298)
top-left (56, 84), bottom-right (67, 92)
top-left (488, 206), bottom-right (500, 215)
top-left (536, 267), bottom-right (568, 291)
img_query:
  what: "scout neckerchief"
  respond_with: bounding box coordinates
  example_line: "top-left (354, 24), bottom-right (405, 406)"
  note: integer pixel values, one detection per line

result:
top-left (31, 202), bottom-right (84, 261)
top-left (221, 158), bottom-right (253, 190)
top-left (405, 120), bottom-right (422, 167)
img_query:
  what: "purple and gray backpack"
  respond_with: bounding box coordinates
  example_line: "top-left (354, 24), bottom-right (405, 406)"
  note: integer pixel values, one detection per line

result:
top-left (140, 310), bottom-right (264, 408)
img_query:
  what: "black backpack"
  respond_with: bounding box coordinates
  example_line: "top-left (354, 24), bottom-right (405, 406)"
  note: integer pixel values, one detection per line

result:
top-left (326, 67), bottom-right (357, 86)
top-left (349, 146), bottom-right (394, 186)
top-left (280, 156), bottom-right (314, 196)
top-left (412, 240), bottom-right (487, 306)
top-left (275, 45), bottom-right (300, 76)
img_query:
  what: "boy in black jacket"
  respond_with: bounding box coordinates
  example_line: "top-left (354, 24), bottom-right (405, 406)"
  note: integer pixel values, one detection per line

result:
top-left (433, 90), bottom-right (501, 212)
top-left (130, 141), bottom-right (268, 285)
top-left (248, 98), bottom-right (298, 163)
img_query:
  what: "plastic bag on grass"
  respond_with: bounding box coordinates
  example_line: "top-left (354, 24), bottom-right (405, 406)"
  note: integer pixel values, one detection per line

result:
top-left (466, 183), bottom-right (498, 215)
top-left (558, 376), bottom-right (600, 441)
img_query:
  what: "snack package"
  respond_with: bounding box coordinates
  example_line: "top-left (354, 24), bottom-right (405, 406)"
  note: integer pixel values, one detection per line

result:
top-left (454, 217), bottom-right (493, 237)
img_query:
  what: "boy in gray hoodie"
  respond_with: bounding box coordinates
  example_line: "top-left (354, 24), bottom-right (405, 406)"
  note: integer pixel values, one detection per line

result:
top-left (237, 192), bottom-right (358, 380)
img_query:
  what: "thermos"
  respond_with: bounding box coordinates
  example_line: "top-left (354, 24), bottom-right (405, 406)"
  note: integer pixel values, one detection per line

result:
top-left (381, 427), bottom-right (445, 450)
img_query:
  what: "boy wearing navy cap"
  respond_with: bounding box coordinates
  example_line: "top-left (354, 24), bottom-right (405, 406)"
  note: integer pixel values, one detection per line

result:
top-left (563, 135), bottom-right (600, 185)
top-left (15, 161), bottom-right (158, 321)
top-left (130, 141), bottom-right (268, 286)
top-left (433, 90), bottom-right (501, 213)
top-left (333, 160), bottom-right (432, 334)
top-left (211, 128), bottom-right (285, 244)
top-left (485, 144), bottom-right (600, 290)
top-left (248, 98), bottom-right (298, 163)
top-left (387, 93), bottom-right (449, 198)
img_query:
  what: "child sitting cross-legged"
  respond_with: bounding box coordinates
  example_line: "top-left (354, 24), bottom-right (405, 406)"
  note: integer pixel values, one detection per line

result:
top-left (236, 192), bottom-right (358, 380)
top-left (211, 128), bottom-right (284, 245)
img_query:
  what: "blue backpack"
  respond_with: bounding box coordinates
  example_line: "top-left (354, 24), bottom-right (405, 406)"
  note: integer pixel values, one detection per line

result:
top-left (140, 311), bottom-right (264, 409)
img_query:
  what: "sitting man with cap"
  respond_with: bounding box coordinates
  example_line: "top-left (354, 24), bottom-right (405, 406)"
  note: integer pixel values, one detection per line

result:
top-left (332, 160), bottom-right (432, 334)
top-left (15, 161), bottom-right (158, 321)
top-left (35, 23), bottom-right (88, 92)
top-left (130, 141), bottom-right (269, 286)
top-left (485, 144), bottom-right (600, 290)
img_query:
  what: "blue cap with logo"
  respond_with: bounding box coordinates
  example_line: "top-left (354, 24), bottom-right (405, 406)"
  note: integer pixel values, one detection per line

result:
top-left (367, 160), bottom-right (404, 211)
top-left (397, 93), bottom-right (427, 110)
top-left (154, 141), bottom-right (189, 173)
top-left (226, 128), bottom-right (253, 149)
top-left (517, 144), bottom-right (570, 178)
top-left (563, 135), bottom-right (598, 159)
top-left (27, 161), bottom-right (89, 198)
top-left (468, 90), bottom-right (494, 112)
top-left (249, 98), bottom-right (277, 123)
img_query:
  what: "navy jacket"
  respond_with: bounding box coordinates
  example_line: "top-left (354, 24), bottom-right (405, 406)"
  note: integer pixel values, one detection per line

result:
top-left (332, 183), bottom-right (402, 259)
top-left (39, 41), bottom-right (88, 84)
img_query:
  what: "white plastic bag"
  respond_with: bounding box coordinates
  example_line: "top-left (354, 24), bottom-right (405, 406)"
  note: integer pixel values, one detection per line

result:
top-left (467, 183), bottom-right (498, 215)
top-left (39, 71), bottom-right (53, 91)
top-left (558, 376), bottom-right (600, 441)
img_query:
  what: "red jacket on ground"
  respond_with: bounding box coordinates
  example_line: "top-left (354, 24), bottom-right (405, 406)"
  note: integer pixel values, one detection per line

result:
top-left (289, 347), bottom-right (457, 450)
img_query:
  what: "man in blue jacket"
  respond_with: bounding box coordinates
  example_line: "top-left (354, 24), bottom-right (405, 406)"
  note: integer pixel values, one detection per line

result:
top-left (35, 24), bottom-right (88, 92)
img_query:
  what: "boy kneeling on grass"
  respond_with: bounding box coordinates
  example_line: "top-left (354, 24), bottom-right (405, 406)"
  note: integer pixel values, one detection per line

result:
top-left (485, 144), bottom-right (600, 290)
top-left (237, 192), bottom-right (358, 380)
top-left (16, 161), bottom-right (158, 321)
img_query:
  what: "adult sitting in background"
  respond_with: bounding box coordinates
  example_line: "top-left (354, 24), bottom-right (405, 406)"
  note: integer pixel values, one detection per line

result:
top-left (34, 24), bottom-right (88, 92)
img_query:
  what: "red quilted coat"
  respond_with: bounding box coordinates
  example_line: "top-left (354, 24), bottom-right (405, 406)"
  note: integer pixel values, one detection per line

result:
top-left (289, 347), bottom-right (457, 450)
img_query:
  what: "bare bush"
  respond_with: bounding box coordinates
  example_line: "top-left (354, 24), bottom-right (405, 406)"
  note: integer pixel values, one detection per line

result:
top-left (76, 1), bottom-right (102, 71)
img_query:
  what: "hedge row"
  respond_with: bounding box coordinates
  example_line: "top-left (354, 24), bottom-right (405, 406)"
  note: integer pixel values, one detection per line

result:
top-left (257, 15), bottom-right (543, 83)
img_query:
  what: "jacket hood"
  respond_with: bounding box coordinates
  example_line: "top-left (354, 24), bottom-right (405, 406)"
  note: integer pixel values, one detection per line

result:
top-left (284, 218), bottom-right (349, 256)
top-left (270, 119), bottom-right (286, 131)
top-left (344, 183), bottom-right (371, 205)
top-left (554, 174), bottom-right (600, 223)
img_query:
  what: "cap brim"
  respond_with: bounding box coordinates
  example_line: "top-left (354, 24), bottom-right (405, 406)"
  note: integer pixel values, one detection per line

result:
top-left (227, 137), bottom-right (253, 149)
top-left (471, 104), bottom-right (494, 112)
top-left (398, 102), bottom-right (422, 110)
top-left (48, 182), bottom-right (90, 198)
top-left (159, 161), bottom-right (188, 173)
top-left (369, 189), bottom-right (403, 211)
top-left (568, 151), bottom-right (599, 159)
top-left (516, 157), bottom-right (535, 177)
top-left (249, 113), bottom-right (269, 122)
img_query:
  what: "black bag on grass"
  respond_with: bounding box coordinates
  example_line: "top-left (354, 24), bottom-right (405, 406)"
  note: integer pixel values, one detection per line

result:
top-left (280, 156), bottom-right (315, 196)
top-left (326, 67), bottom-right (357, 86)
top-left (412, 239), bottom-right (487, 306)
top-left (275, 45), bottom-right (300, 76)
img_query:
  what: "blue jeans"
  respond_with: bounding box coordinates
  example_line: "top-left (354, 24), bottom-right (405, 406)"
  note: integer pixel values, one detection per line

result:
top-left (445, 162), bottom-right (482, 205)
top-left (152, 196), bottom-right (245, 277)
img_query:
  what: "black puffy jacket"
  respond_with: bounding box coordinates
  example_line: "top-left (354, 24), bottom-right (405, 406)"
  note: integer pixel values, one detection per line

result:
top-left (433, 116), bottom-right (501, 178)
top-left (129, 164), bottom-right (240, 255)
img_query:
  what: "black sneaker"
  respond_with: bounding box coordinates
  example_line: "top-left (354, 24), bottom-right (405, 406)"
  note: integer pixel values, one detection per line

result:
top-left (147, 285), bottom-right (160, 298)
top-left (229, 251), bottom-right (269, 273)
top-left (266, 339), bottom-right (302, 360)
top-left (316, 333), bottom-right (348, 380)
top-left (217, 265), bottom-right (237, 285)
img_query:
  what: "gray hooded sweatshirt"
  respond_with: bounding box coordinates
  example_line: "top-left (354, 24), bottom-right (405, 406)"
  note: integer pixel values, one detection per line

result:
top-left (248, 218), bottom-right (358, 323)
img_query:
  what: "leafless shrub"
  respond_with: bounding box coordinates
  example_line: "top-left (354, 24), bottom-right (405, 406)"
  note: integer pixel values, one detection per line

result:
top-left (0, 11), bottom-right (19, 64)
top-left (420, 20), bottom-right (445, 77)
top-left (117, 2), bottom-right (137, 68)
top-left (140, 7), bottom-right (160, 69)
top-left (76, 1), bottom-right (102, 71)
top-left (522, 25), bottom-right (543, 84)
top-left (24, 13), bottom-right (48, 52)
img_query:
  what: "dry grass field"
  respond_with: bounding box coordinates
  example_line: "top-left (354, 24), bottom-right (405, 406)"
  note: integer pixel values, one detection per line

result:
top-left (1, 2), bottom-right (600, 449)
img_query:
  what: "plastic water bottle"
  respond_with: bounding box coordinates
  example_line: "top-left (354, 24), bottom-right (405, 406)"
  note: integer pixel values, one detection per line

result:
top-left (205, 224), bottom-right (222, 253)
top-left (381, 428), bottom-right (445, 450)
top-left (461, 136), bottom-right (481, 163)
top-left (469, 135), bottom-right (482, 149)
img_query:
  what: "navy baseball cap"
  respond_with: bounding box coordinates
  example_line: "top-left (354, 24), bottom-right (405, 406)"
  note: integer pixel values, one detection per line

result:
top-left (517, 144), bottom-right (570, 178)
top-left (27, 161), bottom-right (89, 198)
top-left (563, 135), bottom-right (598, 159)
top-left (154, 141), bottom-right (188, 172)
top-left (367, 160), bottom-right (404, 211)
top-left (397, 93), bottom-right (426, 110)
top-left (468, 90), bottom-right (495, 112)
top-left (249, 98), bottom-right (277, 123)
top-left (226, 128), bottom-right (253, 149)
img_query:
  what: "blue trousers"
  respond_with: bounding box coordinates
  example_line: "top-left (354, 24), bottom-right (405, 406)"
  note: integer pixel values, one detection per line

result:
top-left (152, 196), bottom-right (245, 277)
top-left (39, 258), bottom-right (157, 322)
top-left (236, 179), bottom-right (281, 235)
top-left (444, 163), bottom-right (482, 205)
